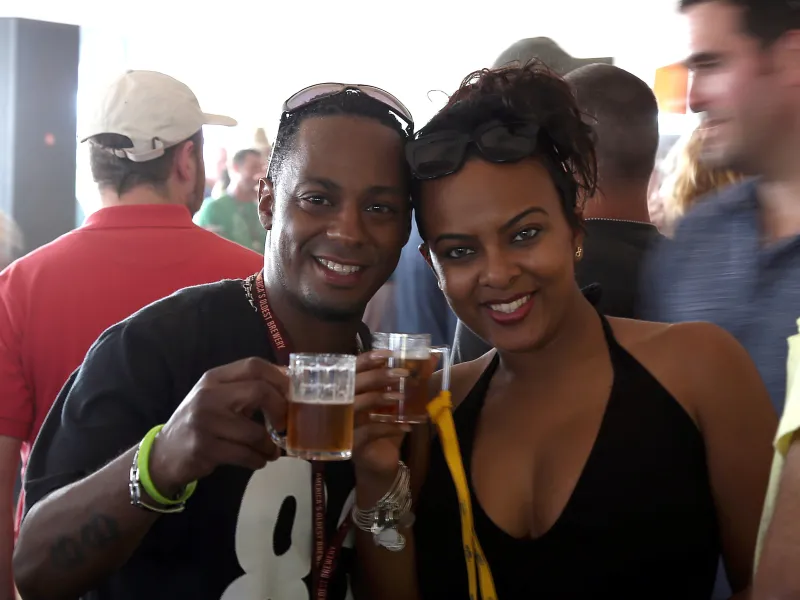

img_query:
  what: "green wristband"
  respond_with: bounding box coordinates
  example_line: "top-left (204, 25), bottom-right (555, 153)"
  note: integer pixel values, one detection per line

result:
top-left (137, 424), bottom-right (197, 506)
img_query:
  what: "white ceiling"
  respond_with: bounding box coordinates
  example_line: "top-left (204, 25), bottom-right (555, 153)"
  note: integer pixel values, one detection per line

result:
top-left (1, 0), bottom-right (691, 143)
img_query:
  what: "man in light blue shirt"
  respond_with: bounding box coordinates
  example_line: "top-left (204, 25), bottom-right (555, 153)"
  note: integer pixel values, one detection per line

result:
top-left (644, 0), bottom-right (800, 418)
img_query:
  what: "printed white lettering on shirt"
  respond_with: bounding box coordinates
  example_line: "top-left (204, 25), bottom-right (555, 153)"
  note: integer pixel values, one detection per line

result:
top-left (221, 457), bottom-right (353, 600)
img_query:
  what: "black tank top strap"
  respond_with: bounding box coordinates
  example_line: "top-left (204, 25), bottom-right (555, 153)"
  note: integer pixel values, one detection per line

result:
top-left (595, 311), bottom-right (672, 397)
top-left (597, 312), bottom-right (638, 378)
top-left (597, 311), bottom-right (632, 363)
top-left (597, 311), bottom-right (615, 342)
top-left (452, 353), bottom-right (499, 446)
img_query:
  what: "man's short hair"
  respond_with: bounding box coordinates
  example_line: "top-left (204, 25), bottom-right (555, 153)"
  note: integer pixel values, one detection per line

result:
top-left (566, 64), bottom-right (659, 183)
top-left (267, 90), bottom-right (409, 182)
top-left (679, 0), bottom-right (800, 45)
top-left (231, 148), bottom-right (262, 169)
top-left (493, 38), bottom-right (613, 75)
top-left (89, 130), bottom-right (203, 196)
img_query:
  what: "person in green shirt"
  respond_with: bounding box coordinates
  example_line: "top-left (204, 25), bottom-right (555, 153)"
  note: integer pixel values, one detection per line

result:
top-left (195, 148), bottom-right (266, 252)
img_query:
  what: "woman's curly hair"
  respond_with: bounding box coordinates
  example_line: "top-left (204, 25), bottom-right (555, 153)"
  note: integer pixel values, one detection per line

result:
top-left (413, 61), bottom-right (598, 236)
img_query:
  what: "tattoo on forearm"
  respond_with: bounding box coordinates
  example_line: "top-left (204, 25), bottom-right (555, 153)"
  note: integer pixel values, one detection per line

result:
top-left (49, 514), bottom-right (120, 570)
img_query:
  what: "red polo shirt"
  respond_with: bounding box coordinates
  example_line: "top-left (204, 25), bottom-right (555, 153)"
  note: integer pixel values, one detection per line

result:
top-left (0, 204), bottom-right (263, 528)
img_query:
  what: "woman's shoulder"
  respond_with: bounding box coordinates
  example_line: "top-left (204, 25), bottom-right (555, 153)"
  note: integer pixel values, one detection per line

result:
top-left (609, 317), bottom-right (769, 420)
top-left (430, 349), bottom-right (497, 409)
top-left (609, 317), bottom-right (745, 367)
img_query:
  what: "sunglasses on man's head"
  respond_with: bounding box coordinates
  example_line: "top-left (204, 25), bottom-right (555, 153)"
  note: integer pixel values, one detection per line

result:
top-left (282, 82), bottom-right (414, 135)
top-left (405, 121), bottom-right (541, 180)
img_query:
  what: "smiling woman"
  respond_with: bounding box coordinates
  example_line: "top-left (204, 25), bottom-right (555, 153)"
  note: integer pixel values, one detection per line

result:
top-left (355, 62), bottom-right (777, 600)
top-left (406, 64), bottom-right (596, 355)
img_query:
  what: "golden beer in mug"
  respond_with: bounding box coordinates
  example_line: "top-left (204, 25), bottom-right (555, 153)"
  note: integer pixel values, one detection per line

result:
top-left (370, 333), bottom-right (449, 424)
top-left (287, 399), bottom-right (354, 458)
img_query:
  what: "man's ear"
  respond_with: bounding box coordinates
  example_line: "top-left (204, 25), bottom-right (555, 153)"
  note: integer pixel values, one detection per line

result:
top-left (258, 178), bottom-right (274, 231)
top-left (773, 30), bottom-right (800, 88)
top-left (174, 139), bottom-right (198, 185)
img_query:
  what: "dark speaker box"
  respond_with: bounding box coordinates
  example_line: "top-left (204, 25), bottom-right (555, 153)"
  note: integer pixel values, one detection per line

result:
top-left (0, 18), bottom-right (79, 256)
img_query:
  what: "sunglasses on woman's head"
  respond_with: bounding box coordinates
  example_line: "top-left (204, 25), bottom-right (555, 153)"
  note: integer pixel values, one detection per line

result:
top-left (405, 121), bottom-right (541, 180)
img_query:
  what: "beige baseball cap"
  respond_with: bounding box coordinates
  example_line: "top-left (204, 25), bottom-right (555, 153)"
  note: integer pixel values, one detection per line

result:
top-left (81, 70), bottom-right (237, 162)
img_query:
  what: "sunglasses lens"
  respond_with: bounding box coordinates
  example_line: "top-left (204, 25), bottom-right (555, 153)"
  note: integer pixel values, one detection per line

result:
top-left (284, 84), bottom-right (344, 112)
top-left (408, 135), bottom-right (468, 179)
top-left (408, 122), bottom-right (541, 180)
top-left (360, 86), bottom-right (414, 125)
top-left (284, 84), bottom-right (413, 130)
top-left (479, 124), bottom-right (537, 162)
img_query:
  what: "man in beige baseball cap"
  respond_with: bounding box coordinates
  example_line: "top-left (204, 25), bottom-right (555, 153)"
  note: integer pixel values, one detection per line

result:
top-left (0, 70), bottom-right (260, 596)
top-left (81, 69), bottom-right (239, 215)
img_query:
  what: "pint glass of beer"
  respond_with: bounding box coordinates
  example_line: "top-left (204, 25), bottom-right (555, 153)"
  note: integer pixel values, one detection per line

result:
top-left (280, 353), bottom-right (356, 461)
top-left (370, 333), bottom-right (449, 424)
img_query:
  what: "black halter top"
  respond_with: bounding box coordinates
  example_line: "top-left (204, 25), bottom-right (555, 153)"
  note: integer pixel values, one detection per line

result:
top-left (414, 314), bottom-right (719, 599)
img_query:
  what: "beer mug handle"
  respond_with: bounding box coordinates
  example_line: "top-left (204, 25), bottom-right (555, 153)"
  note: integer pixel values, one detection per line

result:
top-left (267, 420), bottom-right (287, 450)
top-left (266, 363), bottom-right (289, 451)
top-left (431, 345), bottom-right (451, 392)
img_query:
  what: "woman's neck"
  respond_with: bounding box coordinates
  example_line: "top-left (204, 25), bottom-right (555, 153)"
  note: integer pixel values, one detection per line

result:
top-left (495, 289), bottom-right (606, 382)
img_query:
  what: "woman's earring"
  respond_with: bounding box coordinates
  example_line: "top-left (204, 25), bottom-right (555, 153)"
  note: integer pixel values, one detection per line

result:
top-left (437, 280), bottom-right (443, 291)
top-left (575, 246), bottom-right (583, 259)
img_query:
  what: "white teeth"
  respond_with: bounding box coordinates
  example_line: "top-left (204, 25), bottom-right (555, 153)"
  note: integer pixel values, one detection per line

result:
top-left (489, 295), bottom-right (531, 314)
top-left (317, 259), bottom-right (362, 275)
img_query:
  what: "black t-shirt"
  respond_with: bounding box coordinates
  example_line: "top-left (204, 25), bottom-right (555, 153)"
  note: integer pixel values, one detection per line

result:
top-left (24, 280), bottom-right (358, 600)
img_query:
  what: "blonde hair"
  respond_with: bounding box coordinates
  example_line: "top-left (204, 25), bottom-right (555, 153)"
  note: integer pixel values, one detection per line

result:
top-left (659, 128), bottom-right (744, 235)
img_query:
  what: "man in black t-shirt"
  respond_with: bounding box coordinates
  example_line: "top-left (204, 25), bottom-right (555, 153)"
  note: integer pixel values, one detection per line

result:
top-left (14, 82), bottom-right (415, 600)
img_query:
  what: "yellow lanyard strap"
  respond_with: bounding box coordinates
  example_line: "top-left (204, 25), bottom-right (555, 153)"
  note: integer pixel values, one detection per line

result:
top-left (428, 391), bottom-right (498, 600)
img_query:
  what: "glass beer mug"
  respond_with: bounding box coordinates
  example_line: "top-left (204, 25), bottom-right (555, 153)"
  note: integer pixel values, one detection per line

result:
top-left (370, 333), bottom-right (450, 424)
top-left (269, 353), bottom-right (356, 461)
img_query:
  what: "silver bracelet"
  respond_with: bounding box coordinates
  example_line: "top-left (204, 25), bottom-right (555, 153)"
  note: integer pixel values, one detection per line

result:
top-left (129, 447), bottom-right (187, 514)
top-left (351, 462), bottom-right (414, 551)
